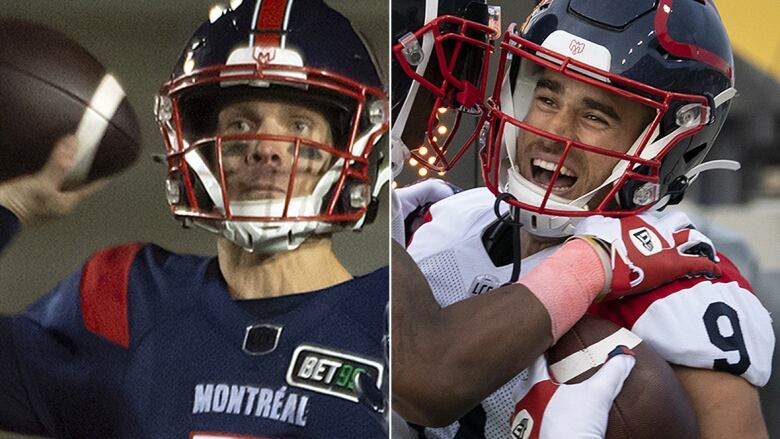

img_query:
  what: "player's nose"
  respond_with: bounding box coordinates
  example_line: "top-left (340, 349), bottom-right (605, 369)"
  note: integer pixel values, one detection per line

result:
top-left (245, 120), bottom-right (288, 167)
top-left (245, 141), bottom-right (284, 167)
top-left (545, 110), bottom-right (576, 139)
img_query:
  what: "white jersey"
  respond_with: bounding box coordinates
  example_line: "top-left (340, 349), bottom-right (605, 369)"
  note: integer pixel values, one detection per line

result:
top-left (406, 188), bottom-right (774, 439)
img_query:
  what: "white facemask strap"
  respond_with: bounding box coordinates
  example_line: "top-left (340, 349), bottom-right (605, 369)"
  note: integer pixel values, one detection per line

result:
top-left (714, 87), bottom-right (737, 108)
top-left (503, 59), bottom-right (540, 171)
top-left (185, 148), bottom-right (226, 211)
top-left (685, 159), bottom-right (741, 183)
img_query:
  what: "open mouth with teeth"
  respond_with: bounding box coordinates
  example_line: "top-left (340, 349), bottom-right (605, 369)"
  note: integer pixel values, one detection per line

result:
top-left (530, 158), bottom-right (578, 195)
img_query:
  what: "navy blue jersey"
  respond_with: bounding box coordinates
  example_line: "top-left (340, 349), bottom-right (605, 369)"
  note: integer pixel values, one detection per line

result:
top-left (0, 207), bottom-right (388, 438)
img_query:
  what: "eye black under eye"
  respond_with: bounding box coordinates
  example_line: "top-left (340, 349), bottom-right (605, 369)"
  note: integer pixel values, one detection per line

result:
top-left (288, 144), bottom-right (324, 160)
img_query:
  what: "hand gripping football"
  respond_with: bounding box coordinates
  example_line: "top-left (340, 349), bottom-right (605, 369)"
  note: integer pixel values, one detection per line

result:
top-left (546, 315), bottom-right (699, 438)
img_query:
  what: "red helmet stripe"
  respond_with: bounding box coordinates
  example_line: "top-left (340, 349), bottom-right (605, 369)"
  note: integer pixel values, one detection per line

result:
top-left (253, 0), bottom-right (292, 47)
top-left (654, 0), bottom-right (732, 79)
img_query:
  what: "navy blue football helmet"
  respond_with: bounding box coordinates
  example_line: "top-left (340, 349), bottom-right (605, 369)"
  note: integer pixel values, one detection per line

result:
top-left (391, 0), bottom-right (499, 173)
top-left (155, 0), bottom-right (388, 253)
top-left (481, 0), bottom-right (738, 237)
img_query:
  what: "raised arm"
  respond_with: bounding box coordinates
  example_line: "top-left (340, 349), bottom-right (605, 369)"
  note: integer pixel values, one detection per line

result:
top-left (0, 135), bottom-right (107, 436)
top-left (0, 135), bottom-right (104, 229)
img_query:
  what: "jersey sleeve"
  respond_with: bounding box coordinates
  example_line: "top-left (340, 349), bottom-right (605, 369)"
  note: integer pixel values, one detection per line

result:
top-left (589, 254), bottom-right (774, 387)
top-left (0, 315), bottom-right (47, 435)
top-left (6, 244), bottom-right (147, 437)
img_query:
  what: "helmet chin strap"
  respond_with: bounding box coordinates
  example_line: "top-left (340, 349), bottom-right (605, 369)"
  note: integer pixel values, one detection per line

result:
top-left (491, 193), bottom-right (525, 284)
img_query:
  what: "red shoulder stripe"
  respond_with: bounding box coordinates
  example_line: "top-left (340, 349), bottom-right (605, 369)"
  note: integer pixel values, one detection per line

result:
top-left (79, 243), bottom-right (144, 348)
top-left (588, 252), bottom-right (752, 329)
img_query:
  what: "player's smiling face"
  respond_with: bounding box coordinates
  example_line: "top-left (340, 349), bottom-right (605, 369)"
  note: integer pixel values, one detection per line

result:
top-left (515, 69), bottom-right (653, 203)
top-left (217, 98), bottom-right (334, 202)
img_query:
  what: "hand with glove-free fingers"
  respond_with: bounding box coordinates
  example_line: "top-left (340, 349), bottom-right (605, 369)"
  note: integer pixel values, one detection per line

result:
top-left (0, 135), bottom-right (106, 226)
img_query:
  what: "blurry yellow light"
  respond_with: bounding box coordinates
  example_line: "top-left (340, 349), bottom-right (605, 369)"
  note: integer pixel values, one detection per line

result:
top-left (418, 168), bottom-right (429, 177)
top-left (392, 181), bottom-right (398, 189)
top-left (409, 158), bottom-right (419, 167)
top-left (427, 156), bottom-right (437, 165)
top-left (437, 107), bottom-right (448, 114)
top-left (418, 146), bottom-right (429, 156)
top-left (438, 171), bottom-right (446, 176)
top-left (437, 125), bottom-right (448, 135)
top-left (432, 136), bottom-right (438, 142)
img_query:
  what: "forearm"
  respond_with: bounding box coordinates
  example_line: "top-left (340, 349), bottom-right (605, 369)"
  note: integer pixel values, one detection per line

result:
top-left (673, 366), bottom-right (768, 438)
top-left (391, 241), bottom-right (553, 426)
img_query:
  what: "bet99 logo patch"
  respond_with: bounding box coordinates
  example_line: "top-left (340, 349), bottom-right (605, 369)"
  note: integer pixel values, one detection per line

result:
top-left (286, 344), bottom-right (384, 402)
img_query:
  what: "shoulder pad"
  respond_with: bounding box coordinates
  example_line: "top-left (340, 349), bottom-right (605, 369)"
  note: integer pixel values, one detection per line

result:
top-left (79, 243), bottom-right (145, 348)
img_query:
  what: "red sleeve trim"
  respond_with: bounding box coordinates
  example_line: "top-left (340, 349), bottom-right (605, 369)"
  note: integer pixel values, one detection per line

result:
top-left (589, 252), bottom-right (752, 329)
top-left (79, 243), bottom-right (144, 349)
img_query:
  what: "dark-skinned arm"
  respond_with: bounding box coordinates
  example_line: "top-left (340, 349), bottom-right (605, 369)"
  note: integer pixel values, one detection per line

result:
top-left (391, 241), bottom-right (553, 426)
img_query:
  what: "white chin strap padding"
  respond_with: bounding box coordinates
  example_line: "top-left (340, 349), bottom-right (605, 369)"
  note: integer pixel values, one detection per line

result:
top-left (505, 166), bottom-right (586, 238)
top-left (518, 209), bottom-right (579, 238)
top-left (221, 197), bottom-right (320, 254)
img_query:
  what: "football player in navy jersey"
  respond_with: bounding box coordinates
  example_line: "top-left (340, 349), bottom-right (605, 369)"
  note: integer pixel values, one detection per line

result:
top-left (0, 1), bottom-right (389, 437)
top-left (391, 0), bottom-right (772, 438)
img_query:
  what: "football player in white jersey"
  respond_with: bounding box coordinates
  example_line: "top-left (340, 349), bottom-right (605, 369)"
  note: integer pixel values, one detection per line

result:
top-left (391, 0), bottom-right (773, 438)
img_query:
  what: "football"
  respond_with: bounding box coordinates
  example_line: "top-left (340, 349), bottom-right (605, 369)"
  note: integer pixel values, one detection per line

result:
top-left (0, 18), bottom-right (141, 187)
top-left (546, 315), bottom-right (699, 438)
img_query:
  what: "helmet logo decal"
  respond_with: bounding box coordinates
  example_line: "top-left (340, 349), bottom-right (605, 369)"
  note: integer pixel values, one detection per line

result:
top-left (253, 47), bottom-right (278, 64)
top-left (568, 39), bottom-right (585, 56)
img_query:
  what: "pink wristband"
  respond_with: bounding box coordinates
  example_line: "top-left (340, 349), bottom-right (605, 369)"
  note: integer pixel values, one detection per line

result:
top-left (519, 239), bottom-right (607, 343)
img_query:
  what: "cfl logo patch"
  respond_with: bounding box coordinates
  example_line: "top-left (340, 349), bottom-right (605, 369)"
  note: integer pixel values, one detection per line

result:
top-left (469, 274), bottom-right (501, 296)
top-left (511, 409), bottom-right (534, 439)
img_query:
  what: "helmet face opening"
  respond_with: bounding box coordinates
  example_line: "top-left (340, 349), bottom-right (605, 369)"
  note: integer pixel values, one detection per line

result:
top-left (158, 64), bottom-right (386, 226)
top-left (393, 13), bottom-right (497, 172)
top-left (481, 24), bottom-right (716, 220)
top-left (155, 0), bottom-right (388, 252)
